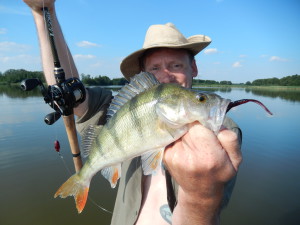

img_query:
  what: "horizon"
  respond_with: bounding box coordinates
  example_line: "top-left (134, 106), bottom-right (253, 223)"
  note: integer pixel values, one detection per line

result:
top-left (2, 68), bottom-right (299, 85)
top-left (1, 0), bottom-right (299, 83)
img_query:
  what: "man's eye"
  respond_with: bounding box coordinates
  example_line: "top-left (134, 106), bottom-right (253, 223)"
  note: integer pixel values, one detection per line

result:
top-left (172, 64), bottom-right (182, 69)
top-left (150, 67), bottom-right (159, 71)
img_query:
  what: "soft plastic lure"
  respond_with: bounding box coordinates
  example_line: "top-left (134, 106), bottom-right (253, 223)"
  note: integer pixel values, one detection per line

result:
top-left (226, 99), bottom-right (273, 115)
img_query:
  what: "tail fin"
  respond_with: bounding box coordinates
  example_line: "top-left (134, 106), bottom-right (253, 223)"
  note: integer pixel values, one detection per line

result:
top-left (54, 173), bottom-right (90, 213)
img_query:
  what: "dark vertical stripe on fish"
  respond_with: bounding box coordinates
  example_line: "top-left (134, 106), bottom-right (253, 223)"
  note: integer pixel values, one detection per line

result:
top-left (106, 119), bottom-right (127, 156)
top-left (153, 84), bottom-right (165, 101)
top-left (128, 96), bottom-right (145, 140)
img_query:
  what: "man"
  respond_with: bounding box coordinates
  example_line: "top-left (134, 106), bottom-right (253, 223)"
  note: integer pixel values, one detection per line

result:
top-left (23, 1), bottom-right (242, 224)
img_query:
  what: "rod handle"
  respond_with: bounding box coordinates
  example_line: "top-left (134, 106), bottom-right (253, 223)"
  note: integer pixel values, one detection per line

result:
top-left (63, 115), bottom-right (83, 172)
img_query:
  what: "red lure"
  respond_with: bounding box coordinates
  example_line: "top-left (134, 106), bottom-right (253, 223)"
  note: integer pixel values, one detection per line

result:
top-left (54, 140), bottom-right (60, 152)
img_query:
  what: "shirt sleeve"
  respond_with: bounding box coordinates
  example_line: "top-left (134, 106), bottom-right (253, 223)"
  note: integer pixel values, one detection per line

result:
top-left (76, 87), bottom-right (112, 136)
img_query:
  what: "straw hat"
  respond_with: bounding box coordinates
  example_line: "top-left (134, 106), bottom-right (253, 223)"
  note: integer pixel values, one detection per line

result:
top-left (120, 23), bottom-right (211, 80)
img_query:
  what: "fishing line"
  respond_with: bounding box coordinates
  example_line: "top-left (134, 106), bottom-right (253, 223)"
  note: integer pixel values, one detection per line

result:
top-left (56, 150), bottom-right (73, 176)
top-left (53, 140), bottom-right (112, 214)
top-left (42, 0), bottom-right (65, 171)
top-left (54, 148), bottom-right (112, 214)
top-left (87, 196), bottom-right (113, 214)
top-left (42, 1), bottom-right (111, 214)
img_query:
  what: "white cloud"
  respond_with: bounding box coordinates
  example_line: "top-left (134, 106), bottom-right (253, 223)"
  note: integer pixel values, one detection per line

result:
top-left (204, 48), bottom-right (218, 54)
top-left (0, 28), bottom-right (7, 34)
top-left (269, 56), bottom-right (287, 62)
top-left (260, 54), bottom-right (268, 58)
top-left (239, 54), bottom-right (247, 58)
top-left (0, 54), bottom-right (39, 63)
top-left (73, 54), bottom-right (96, 60)
top-left (0, 41), bottom-right (30, 53)
top-left (0, 54), bottom-right (41, 72)
top-left (232, 61), bottom-right (242, 68)
top-left (73, 55), bottom-right (122, 78)
top-left (0, 5), bottom-right (30, 16)
top-left (76, 41), bottom-right (101, 48)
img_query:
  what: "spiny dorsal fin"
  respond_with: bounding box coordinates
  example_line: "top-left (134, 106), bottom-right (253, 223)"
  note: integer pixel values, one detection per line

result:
top-left (107, 72), bottom-right (160, 119)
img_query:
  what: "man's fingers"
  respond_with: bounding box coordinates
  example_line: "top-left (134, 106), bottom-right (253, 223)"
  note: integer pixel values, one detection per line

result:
top-left (217, 129), bottom-right (242, 171)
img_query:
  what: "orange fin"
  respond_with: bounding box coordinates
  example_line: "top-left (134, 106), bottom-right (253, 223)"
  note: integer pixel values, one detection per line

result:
top-left (101, 164), bottom-right (121, 188)
top-left (141, 148), bottom-right (164, 175)
top-left (54, 174), bottom-right (90, 213)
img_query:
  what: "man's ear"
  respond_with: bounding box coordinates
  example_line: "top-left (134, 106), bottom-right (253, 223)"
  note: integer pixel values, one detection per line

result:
top-left (191, 59), bottom-right (198, 77)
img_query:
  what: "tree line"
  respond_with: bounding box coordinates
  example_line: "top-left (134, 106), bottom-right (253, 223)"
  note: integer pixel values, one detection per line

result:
top-left (0, 69), bottom-right (128, 86)
top-left (0, 69), bottom-right (299, 86)
top-left (0, 69), bottom-right (45, 84)
top-left (246, 75), bottom-right (300, 86)
top-left (80, 74), bottom-right (128, 86)
top-left (193, 79), bottom-right (232, 85)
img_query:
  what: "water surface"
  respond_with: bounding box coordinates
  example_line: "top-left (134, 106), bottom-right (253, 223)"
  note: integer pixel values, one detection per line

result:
top-left (0, 85), bottom-right (299, 225)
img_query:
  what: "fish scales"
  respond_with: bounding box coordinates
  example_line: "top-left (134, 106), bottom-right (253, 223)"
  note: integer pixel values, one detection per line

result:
top-left (96, 85), bottom-right (178, 162)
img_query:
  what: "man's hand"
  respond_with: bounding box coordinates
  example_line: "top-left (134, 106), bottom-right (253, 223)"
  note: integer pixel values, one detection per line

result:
top-left (23, 0), bottom-right (56, 13)
top-left (163, 122), bottom-right (242, 224)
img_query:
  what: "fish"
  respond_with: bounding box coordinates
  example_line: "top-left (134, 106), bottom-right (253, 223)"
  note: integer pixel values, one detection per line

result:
top-left (54, 72), bottom-right (272, 213)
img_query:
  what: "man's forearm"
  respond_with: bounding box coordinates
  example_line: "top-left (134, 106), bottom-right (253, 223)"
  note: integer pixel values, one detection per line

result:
top-left (31, 7), bottom-right (88, 116)
top-left (31, 7), bottom-right (79, 84)
top-left (171, 186), bottom-right (223, 225)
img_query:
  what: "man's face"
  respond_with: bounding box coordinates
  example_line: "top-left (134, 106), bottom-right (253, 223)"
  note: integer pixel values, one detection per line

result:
top-left (143, 48), bottom-right (198, 88)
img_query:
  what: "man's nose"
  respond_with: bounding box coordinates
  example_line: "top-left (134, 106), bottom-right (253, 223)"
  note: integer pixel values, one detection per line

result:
top-left (157, 68), bottom-right (176, 83)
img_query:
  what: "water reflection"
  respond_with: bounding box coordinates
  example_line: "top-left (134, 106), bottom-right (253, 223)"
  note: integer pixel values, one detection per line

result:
top-left (245, 87), bottom-right (300, 102)
top-left (192, 86), bottom-right (233, 93)
top-left (0, 84), bottom-right (41, 98)
top-left (193, 86), bottom-right (300, 102)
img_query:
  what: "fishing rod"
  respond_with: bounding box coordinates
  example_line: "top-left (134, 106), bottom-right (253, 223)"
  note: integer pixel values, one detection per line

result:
top-left (20, 7), bottom-right (85, 172)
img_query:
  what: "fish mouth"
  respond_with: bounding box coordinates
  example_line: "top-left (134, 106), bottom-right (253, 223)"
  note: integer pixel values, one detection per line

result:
top-left (204, 98), bottom-right (272, 134)
top-left (207, 98), bottom-right (231, 134)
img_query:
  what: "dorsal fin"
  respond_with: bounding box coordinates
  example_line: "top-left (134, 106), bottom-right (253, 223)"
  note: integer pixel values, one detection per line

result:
top-left (81, 125), bottom-right (102, 158)
top-left (107, 72), bottom-right (160, 119)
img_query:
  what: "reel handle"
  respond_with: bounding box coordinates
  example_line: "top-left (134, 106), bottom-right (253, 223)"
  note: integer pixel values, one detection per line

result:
top-left (20, 78), bottom-right (42, 91)
top-left (44, 111), bottom-right (62, 125)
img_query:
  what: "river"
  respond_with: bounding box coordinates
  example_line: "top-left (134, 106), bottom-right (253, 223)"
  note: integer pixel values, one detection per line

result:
top-left (0, 85), bottom-right (299, 225)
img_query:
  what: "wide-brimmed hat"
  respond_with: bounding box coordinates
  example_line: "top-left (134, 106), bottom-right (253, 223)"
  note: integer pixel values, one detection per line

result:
top-left (120, 23), bottom-right (211, 80)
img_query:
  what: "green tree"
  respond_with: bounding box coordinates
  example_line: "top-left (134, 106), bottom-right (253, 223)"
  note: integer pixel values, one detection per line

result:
top-left (0, 69), bottom-right (45, 84)
top-left (220, 81), bottom-right (232, 85)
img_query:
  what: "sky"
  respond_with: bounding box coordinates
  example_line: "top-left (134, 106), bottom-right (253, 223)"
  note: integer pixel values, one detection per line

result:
top-left (0, 0), bottom-right (299, 83)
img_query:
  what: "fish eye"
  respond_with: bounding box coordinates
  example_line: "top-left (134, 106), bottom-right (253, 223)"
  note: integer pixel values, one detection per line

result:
top-left (197, 94), bottom-right (206, 102)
